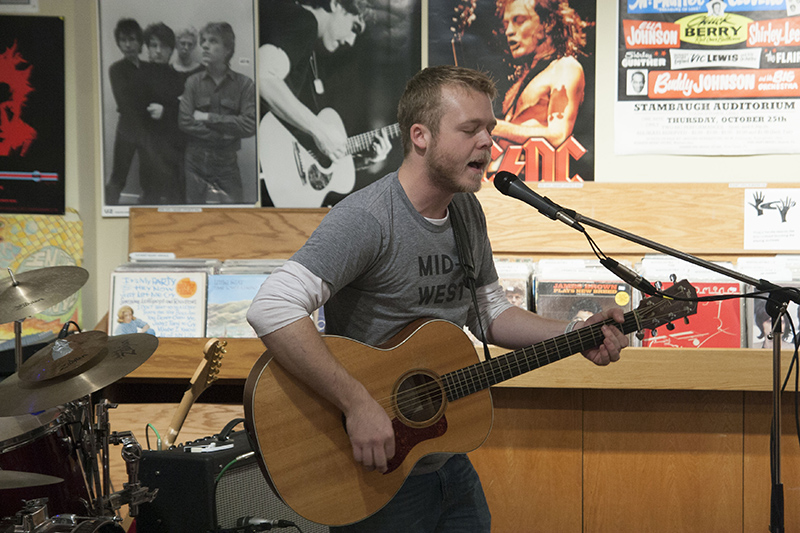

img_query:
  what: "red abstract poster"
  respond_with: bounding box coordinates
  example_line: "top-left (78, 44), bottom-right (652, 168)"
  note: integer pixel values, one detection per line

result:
top-left (0, 15), bottom-right (65, 214)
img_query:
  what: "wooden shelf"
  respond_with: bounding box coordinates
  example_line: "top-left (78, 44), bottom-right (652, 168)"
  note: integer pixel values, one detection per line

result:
top-left (126, 337), bottom-right (786, 392)
top-left (122, 184), bottom-right (800, 393)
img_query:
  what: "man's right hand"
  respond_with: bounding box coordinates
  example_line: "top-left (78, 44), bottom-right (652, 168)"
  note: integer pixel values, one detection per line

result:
top-left (345, 396), bottom-right (396, 473)
top-left (313, 121), bottom-right (348, 161)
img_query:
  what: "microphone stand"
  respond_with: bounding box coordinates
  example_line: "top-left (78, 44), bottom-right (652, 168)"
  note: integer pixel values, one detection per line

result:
top-left (562, 209), bottom-right (797, 533)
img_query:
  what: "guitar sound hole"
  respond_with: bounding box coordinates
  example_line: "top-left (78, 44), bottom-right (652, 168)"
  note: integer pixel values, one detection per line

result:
top-left (307, 166), bottom-right (331, 191)
top-left (395, 372), bottom-right (444, 425)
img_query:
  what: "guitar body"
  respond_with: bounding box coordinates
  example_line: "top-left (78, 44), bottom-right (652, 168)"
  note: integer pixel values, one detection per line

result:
top-left (259, 109), bottom-right (356, 207)
top-left (244, 319), bottom-right (493, 527)
top-left (244, 281), bottom-right (700, 526)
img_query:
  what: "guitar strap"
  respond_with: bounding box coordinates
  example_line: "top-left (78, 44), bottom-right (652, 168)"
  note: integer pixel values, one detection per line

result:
top-left (449, 201), bottom-right (493, 361)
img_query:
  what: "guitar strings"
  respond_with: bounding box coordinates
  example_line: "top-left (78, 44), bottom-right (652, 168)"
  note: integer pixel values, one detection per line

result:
top-left (372, 313), bottom-right (644, 416)
top-left (376, 293), bottom-right (677, 415)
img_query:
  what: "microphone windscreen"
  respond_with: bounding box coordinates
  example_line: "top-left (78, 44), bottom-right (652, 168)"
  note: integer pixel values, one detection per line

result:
top-left (493, 171), bottom-right (518, 195)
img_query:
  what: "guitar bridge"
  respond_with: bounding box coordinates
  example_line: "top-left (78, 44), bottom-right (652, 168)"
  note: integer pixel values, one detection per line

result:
top-left (292, 141), bottom-right (307, 186)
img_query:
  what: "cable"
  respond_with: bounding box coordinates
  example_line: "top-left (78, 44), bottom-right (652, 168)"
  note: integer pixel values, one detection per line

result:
top-left (145, 423), bottom-right (162, 451)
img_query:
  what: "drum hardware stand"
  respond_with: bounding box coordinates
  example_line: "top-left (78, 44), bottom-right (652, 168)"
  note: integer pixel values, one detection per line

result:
top-left (14, 499), bottom-right (50, 532)
top-left (106, 430), bottom-right (157, 518)
top-left (7, 498), bottom-right (123, 533)
top-left (6, 269), bottom-right (23, 370)
top-left (93, 400), bottom-right (157, 518)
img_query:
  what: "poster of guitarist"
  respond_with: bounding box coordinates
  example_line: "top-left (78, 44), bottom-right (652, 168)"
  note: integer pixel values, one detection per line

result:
top-left (258, 0), bottom-right (420, 207)
top-left (429, 0), bottom-right (596, 183)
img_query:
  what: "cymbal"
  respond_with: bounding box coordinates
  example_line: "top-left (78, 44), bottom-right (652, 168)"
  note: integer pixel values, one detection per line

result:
top-left (0, 333), bottom-right (159, 417)
top-left (18, 330), bottom-right (109, 382)
top-left (0, 266), bottom-right (89, 324)
top-left (0, 470), bottom-right (63, 489)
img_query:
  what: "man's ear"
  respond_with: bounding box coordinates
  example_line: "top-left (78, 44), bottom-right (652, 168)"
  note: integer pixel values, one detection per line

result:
top-left (410, 123), bottom-right (431, 152)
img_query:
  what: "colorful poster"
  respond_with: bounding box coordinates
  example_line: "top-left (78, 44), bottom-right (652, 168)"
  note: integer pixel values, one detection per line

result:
top-left (0, 15), bottom-right (65, 214)
top-left (258, 0), bottom-right (421, 207)
top-left (98, 0), bottom-right (259, 217)
top-left (429, 0), bottom-right (597, 183)
top-left (0, 211), bottom-right (83, 353)
top-left (617, 0), bottom-right (800, 155)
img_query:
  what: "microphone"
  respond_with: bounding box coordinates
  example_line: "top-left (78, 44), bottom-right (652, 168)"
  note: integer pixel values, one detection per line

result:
top-left (599, 258), bottom-right (657, 296)
top-left (493, 171), bottom-right (584, 232)
top-left (235, 517), bottom-right (295, 531)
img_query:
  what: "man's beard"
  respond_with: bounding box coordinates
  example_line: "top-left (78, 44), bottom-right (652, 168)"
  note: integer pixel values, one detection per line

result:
top-left (425, 140), bottom-right (483, 194)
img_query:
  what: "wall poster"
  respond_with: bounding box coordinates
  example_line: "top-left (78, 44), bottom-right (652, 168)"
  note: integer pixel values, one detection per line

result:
top-left (429, 0), bottom-right (597, 183)
top-left (258, 0), bottom-right (421, 207)
top-left (98, 0), bottom-right (259, 217)
top-left (0, 15), bottom-right (65, 214)
top-left (617, 0), bottom-right (800, 155)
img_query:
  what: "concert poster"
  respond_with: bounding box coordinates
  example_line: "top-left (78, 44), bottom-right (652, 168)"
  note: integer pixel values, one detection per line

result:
top-left (428, 0), bottom-right (597, 183)
top-left (258, 0), bottom-right (422, 208)
top-left (0, 15), bottom-right (65, 214)
top-left (98, 0), bottom-right (258, 217)
top-left (617, 0), bottom-right (800, 155)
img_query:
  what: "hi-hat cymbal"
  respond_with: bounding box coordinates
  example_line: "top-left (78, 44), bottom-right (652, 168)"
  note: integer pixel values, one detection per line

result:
top-left (0, 266), bottom-right (89, 324)
top-left (0, 470), bottom-right (63, 489)
top-left (0, 333), bottom-right (159, 417)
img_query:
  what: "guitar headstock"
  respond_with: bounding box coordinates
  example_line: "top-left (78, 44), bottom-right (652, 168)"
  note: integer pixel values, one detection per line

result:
top-left (193, 337), bottom-right (226, 388)
top-left (634, 280), bottom-right (698, 333)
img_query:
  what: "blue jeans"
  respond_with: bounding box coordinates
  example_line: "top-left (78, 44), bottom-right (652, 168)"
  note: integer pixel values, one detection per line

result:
top-left (329, 454), bottom-right (490, 533)
top-left (184, 145), bottom-right (242, 204)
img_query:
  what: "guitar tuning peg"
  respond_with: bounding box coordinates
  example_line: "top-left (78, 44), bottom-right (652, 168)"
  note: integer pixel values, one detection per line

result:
top-left (665, 322), bottom-right (675, 331)
top-left (683, 317), bottom-right (690, 325)
top-left (669, 273), bottom-right (677, 282)
top-left (635, 331), bottom-right (644, 341)
top-left (650, 329), bottom-right (657, 337)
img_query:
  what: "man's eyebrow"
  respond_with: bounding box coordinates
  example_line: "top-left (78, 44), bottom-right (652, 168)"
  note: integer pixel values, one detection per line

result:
top-left (461, 118), bottom-right (497, 128)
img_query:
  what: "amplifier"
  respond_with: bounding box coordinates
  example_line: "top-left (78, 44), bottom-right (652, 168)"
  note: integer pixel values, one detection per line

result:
top-left (136, 423), bottom-right (326, 533)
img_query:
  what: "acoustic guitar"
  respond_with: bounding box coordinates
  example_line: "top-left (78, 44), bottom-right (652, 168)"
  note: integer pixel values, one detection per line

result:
top-left (259, 111), bottom-right (400, 207)
top-left (244, 281), bottom-right (697, 526)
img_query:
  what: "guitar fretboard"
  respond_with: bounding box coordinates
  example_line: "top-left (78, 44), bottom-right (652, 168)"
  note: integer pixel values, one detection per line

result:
top-left (346, 124), bottom-right (401, 156)
top-left (443, 312), bottom-right (640, 401)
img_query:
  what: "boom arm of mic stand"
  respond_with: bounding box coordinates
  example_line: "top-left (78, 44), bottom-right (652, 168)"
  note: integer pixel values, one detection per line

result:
top-left (569, 211), bottom-right (766, 290)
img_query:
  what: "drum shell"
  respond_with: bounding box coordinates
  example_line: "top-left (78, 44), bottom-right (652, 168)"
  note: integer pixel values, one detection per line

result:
top-left (0, 408), bottom-right (91, 518)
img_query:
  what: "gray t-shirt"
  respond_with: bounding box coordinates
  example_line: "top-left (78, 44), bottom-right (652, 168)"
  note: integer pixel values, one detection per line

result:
top-left (291, 172), bottom-right (498, 474)
top-left (293, 172), bottom-right (498, 346)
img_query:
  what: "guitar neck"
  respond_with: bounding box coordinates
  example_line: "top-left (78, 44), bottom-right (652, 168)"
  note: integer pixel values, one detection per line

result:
top-left (163, 388), bottom-right (198, 448)
top-left (346, 123), bottom-right (401, 156)
top-left (444, 310), bottom-right (641, 401)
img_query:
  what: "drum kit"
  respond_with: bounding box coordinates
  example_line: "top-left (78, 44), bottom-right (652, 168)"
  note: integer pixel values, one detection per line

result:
top-left (0, 267), bottom-right (159, 532)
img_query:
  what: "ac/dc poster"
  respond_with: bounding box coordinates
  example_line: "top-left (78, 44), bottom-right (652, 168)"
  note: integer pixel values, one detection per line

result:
top-left (0, 15), bottom-right (65, 214)
top-left (617, 0), bottom-right (800, 155)
top-left (428, 0), bottom-right (597, 183)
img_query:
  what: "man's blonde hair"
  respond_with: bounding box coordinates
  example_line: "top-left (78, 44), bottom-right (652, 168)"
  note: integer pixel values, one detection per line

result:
top-left (397, 66), bottom-right (497, 155)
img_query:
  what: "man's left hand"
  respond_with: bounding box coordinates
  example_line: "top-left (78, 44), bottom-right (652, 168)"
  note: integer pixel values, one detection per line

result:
top-left (577, 308), bottom-right (628, 366)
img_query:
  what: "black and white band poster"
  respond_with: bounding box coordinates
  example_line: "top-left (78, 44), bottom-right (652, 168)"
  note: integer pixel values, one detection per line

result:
top-left (429, 0), bottom-right (597, 183)
top-left (98, 0), bottom-right (258, 217)
top-left (617, 0), bottom-right (800, 155)
top-left (0, 15), bottom-right (65, 214)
